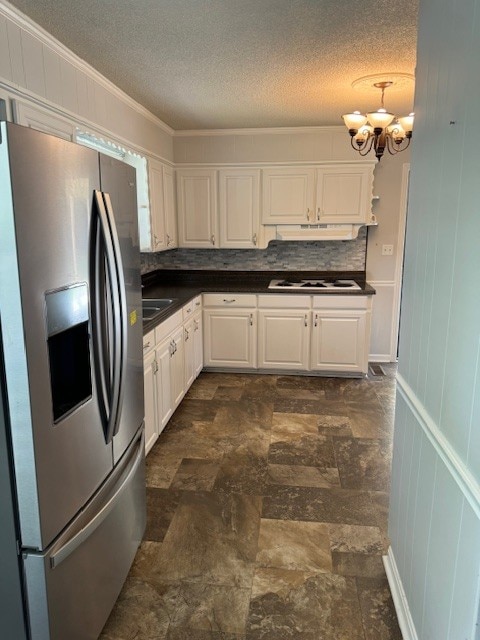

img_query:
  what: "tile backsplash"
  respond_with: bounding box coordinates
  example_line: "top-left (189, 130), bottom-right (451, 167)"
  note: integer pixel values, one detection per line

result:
top-left (140, 229), bottom-right (367, 274)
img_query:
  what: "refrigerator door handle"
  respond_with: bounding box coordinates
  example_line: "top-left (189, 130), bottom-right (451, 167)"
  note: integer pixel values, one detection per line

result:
top-left (102, 192), bottom-right (128, 439)
top-left (92, 190), bottom-right (122, 443)
top-left (49, 431), bottom-right (144, 569)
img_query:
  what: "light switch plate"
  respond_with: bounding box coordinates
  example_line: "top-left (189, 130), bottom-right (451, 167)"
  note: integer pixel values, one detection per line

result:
top-left (382, 244), bottom-right (394, 256)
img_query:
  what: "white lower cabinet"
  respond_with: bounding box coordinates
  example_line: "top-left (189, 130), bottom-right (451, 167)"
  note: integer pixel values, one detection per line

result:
top-left (142, 299), bottom-right (203, 455)
top-left (184, 318), bottom-right (195, 390)
top-left (258, 310), bottom-right (310, 370)
top-left (193, 312), bottom-right (203, 377)
top-left (170, 326), bottom-right (185, 408)
top-left (257, 295), bottom-right (311, 371)
top-left (156, 337), bottom-right (174, 430)
top-left (310, 296), bottom-right (371, 374)
top-left (203, 294), bottom-right (257, 369)
top-left (143, 348), bottom-right (158, 454)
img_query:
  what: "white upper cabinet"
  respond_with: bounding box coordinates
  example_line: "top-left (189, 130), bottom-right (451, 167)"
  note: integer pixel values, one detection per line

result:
top-left (144, 159), bottom-right (177, 252)
top-left (219, 169), bottom-right (260, 248)
top-left (262, 164), bottom-right (375, 226)
top-left (148, 159), bottom-right (167, 251)
top-left (177, 168), bottom-right (218, 248)
top-left (163, 165), bottom-right (178, 249)
top-left (262, 167), bottom-right (316, 224)
top-left (315, 165), bottom-right (374, 224)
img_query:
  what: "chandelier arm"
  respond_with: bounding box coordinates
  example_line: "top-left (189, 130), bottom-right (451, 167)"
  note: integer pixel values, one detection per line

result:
top-left (358, 134), bottom-right (375, 157)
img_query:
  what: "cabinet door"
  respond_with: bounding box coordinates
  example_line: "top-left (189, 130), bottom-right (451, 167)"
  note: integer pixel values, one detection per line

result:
top-left (164, 166), bottom-right (178, 249)
top-left (148, 159), bottom-right (167, 251)
top-left (310, 310), bottom-right (367, 373)
top-left (193, 313), bottom-right (204, 377)
top-left (262, 167), bottom-right (315, 224)
top-left (177, 169), bottom-right (218, 248)
top-left (143, 350), bottom-right (158, 454)
top-left (171, 327), bottom-right (186, 407)
top-left (219, 169), bottom-right (260, 248)
top-left (156, 339), bottom-right (173, 431)
top-left (184, 318), bottom-right (195, 390)
top-left (203, 309), bottom-right (256, 368)
top-left (315, 165), bottom-right (374, 224)
top-left (258, 310), bottom-right (310, 370)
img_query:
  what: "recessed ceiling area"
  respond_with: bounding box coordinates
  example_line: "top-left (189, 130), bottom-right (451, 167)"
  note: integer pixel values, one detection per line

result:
top-left (8, 0), bottom-right (419, 130)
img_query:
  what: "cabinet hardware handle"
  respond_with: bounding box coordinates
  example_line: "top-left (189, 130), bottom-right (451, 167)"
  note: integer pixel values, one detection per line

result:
top-left (185, 328), bottom-right (189, 341)
top-left (166, 234), bottom-right (171, 245)
top-left (250, 313), bottom-right (253, 326)
top-left (314, 313), bottom-right (318, 327)
top-left (307, 208), bottom-right (312, 222)
top-left (304, 314), bottom-right (308, 327)
top-left (194, 320), bottom-right (198, 330)
top-left (195, 301), bottom-right (201, 307)
top-left (174, 340), bottom-right (177, 354)
top-left (252, 233), bottom-right (257, 246)
top-left (153, 359), bottom-right (159, 374)
top-left (170, 341), bottom-right (174, 357)
top-left (211, 234), bottom-right (215, 245)
top-left (186, 308), bottom-right (191, 314)
top-left (143, 341), bottom-right (151, 350)
top-left (223, 298), bottom-right (236, 303)
top-left (317, 207), bottom-right (321, 221)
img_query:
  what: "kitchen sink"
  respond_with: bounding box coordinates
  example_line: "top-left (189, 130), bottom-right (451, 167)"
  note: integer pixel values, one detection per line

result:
top-left (142, 298), bottom-right (176, 320)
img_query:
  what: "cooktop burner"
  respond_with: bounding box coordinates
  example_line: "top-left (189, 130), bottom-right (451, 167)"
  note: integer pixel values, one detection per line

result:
top-left (268, 279), bottom-right (361, 291)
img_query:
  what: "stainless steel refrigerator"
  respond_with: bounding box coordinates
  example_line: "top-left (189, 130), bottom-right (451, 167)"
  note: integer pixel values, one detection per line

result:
top-left (0, 122), bottom-right (146, 640)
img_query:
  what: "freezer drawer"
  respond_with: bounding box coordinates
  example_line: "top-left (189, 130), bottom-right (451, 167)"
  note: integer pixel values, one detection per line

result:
top-left (23, 428), bottom-right (146, 640)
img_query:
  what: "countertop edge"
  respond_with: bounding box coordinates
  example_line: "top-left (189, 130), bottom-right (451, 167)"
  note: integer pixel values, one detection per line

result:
top-left (141, 270), bottom-right (376, 335)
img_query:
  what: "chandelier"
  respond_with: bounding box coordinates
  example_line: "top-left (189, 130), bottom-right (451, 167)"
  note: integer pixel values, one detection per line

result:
top-left (342, 80), bottom-right (414, 161)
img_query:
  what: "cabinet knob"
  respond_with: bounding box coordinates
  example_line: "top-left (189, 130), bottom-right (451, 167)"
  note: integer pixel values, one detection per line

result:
top-left (211, 234), bottom-right (215, 245)
top-left (252, 233), bottom-right (257, 246)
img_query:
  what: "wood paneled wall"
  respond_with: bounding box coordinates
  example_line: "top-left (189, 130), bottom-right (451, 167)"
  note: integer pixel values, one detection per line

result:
top-left (387, 0), bottom-right (480, 637)
top-left (0, 4), bottom-right (173, 161)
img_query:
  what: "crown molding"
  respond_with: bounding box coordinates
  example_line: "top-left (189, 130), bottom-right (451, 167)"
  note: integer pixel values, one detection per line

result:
top-left (174, 125), bottom-right (346, 137)
top-left (0, 0), bottom-right (174, 136)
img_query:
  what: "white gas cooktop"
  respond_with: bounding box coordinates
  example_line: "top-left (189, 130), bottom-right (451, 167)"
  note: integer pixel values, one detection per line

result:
top-left (268, 279), bottom-right (361, 291)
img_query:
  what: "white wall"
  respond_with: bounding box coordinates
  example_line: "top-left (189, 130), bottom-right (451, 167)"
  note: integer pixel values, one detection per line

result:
top-left (0, 1), bottom-right (173, 161)
top-left (174, 129), bottom-right (409, 362)
top-left (386, 0), bottom-right (480, 637)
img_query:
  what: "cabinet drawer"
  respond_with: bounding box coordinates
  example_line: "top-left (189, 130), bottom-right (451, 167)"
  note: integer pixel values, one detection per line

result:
top-left (193, 295), bottom-right (202, 313)
top-left (203, 293), bottom-right (257, 308)
top-left (312, 295), bottom-right (370, 310)
top-left (183, 300), bottom-right (194, 319)
top-left (258, 294), bottom-right (311, 309)
top-left (154, 309), bottom-right (183, 344)
top-left (143, 330), bottom-right (155, 355)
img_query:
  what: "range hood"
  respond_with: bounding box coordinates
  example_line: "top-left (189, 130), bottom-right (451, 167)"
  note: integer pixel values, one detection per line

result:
top-left (275, 222), bottom-right (376, 241)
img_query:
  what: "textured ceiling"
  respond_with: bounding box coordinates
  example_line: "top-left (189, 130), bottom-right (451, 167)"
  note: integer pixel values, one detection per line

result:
top-left (8, 0), bottom-right (419, 130)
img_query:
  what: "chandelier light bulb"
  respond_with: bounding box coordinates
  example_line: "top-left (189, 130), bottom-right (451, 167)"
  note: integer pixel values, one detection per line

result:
top-left (342, 78), bottom-right (414, 160)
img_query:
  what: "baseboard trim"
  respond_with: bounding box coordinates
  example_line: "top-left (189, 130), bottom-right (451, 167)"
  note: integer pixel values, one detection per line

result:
top-left (368, 354), bottom-right (393, 363)
top-left (396, 374), bottom-right (480, 518)
top-left (383, 548), bottom-right (419, 640)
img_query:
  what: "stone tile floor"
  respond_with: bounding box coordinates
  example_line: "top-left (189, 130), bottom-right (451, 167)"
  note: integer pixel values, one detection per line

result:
top-left (101, 366), bottom-right (402, 640)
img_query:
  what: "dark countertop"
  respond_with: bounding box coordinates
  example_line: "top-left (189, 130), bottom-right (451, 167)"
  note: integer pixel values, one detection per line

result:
top-left (141, 269), bottom-right (376, 334)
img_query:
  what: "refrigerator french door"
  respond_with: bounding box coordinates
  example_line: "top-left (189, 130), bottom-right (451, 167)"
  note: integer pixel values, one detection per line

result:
top-left (0, 122), bottom-right (145, 640)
